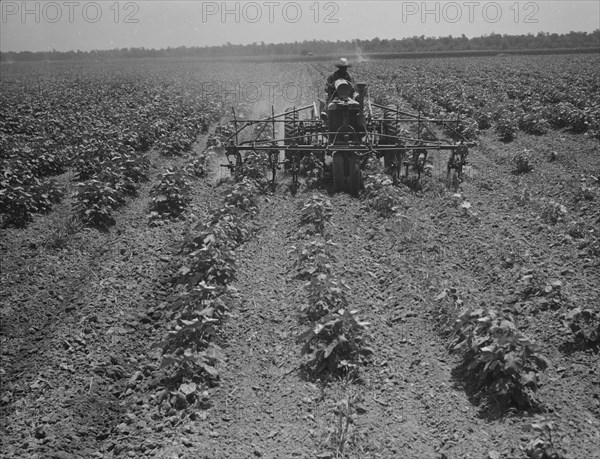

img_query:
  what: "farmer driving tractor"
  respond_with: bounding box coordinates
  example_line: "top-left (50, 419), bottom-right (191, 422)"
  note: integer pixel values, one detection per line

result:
top-left (325, 58), bottom-right (355, 102)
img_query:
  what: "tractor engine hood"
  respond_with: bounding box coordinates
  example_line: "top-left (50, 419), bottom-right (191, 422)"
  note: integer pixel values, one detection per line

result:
top-left (333, 79), bottom-right (354, 99)
top-left (329, 79), bottom-right (359, 109)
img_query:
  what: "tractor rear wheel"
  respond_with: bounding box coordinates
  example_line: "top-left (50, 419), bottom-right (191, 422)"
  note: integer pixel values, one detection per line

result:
top-left (332, 152), bottom-right (345, 192)
top-left (332, 152), bottom-right (362, 196)
top-left (348, 152), bottom-right (362, 197)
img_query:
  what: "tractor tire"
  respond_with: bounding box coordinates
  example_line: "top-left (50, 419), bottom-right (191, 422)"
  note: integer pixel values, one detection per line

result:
top-left (348, 152), bottom-right (363, 197)
top-left (332, 151), bottom-right (346, 192)
top-left (332, 152), bottom-right (362, 196)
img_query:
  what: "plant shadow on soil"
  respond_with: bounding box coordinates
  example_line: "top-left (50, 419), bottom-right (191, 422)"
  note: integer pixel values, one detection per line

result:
top-left (450, 364), bottom-right (546, 422)
top-left (557, 338), bottom-right (600, 356)
top-left (82, 219), bottom-right (114, 233)
top-left (295, 355), bottom-right (370, 394)
top-left (153, 368), bottom-right (219, 408)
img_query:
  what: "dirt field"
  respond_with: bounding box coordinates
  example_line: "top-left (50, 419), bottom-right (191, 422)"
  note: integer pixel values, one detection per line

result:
top-left (1, 56), bottom-right (599, 459)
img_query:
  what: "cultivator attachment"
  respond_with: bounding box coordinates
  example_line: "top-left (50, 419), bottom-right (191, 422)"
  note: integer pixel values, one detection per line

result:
top-left (220, 82), bottom-right (475, 194)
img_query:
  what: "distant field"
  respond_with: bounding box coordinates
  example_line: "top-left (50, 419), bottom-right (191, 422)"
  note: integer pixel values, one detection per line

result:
top-left (197, 46), bottom-right (600, 63)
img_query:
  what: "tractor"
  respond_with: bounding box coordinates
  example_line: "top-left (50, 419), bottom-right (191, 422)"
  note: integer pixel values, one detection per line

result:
top-left (221, 79), bottom-right (473, 195)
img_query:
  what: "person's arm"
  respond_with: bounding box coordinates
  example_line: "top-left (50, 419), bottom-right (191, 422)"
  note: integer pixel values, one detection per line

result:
top-left (325, 74), bottom-right (334, 94)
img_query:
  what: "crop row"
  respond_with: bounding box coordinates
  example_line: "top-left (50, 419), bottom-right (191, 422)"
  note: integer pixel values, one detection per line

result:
top-left (1, 66), bottom-right (225, 226)
top-left (147, 151), bottom-right (210, 225)
top-left (151, 176), bottom-right (260, 411)
top-left (293, 194), bottom-right (373, 378)
top-left (359, 165), bottom-right (597, 412)
top-left (430, 196), bottom-right (599, 414)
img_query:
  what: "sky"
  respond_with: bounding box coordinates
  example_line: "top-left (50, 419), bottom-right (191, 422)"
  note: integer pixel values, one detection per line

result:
top-left (1, 1), bottom-right (599, 52)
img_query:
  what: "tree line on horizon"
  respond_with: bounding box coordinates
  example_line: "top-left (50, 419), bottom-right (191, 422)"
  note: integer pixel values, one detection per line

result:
top-left (1, 30), bottom-right (598, 62)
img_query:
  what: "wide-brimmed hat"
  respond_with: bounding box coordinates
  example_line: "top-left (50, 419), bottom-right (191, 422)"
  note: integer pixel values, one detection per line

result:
top-left (335, 57), bottom-right (352, 68)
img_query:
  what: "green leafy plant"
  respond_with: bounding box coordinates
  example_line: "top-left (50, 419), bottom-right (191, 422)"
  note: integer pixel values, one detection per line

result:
top-left (561, 307), bottom-right (600, 344)
top-left (578, 229), bottom-right (600, 258)
top-left (496, 114), bottom-right (519, 141)
top-left (474, 110), bottom-right (493, 130)
top-left (178, 235), bottom-right (237, 287)
top-left (299, 152), bottom-right (325, 188)
top-left (239, 150), bottom-right (269, 185)
top-left (151, 138), bottom-right (257, 408)
top-left (152, 283), bottom-right (228, 387)
top-left (300, 194), bottom-right (333, 234)
top-left (148, 167), bottom-right (191, 224)
top-left (539, 199), bottom-right (567, 225)
top-left (514, 149), bottom-right (535, 173)
top-left (566, 220), bottom-right (586, 239)
top-left (207, 123), bottom-right (235, 148)
top-left (524, 416), bottom-right (569, 459)
top-left (73, 175), bottom-right (125, 227)
top-left (362, 174), bottom-right (405, 217)
top-left (450, 307), bottom-right (550, 408)
top-left (152, 325), bottom-right (223, 383)
top-left (176, 183), bottom-right (259, 288)
top-left (186, 207), bottom-right (256, 252)
top-left (433, 287), bottom-right (465, 335)
top-left (330, 391), bottom-right (363, 458)
top-left (297, 309), bottom-right (373, 376)
top-left (156, 124), bottom-right (198, 157)
top-left (303, 273), bottom-right (348, 321)
top-left (364, 155), bottom-right (385, 174)
top-left (183, 152), bottom-right (209, 178)
top-left (291, 240), bottom-right (336, 279)
top-left (223, 178), bottom-right (259, 214)
top-left (444, 115), bottom-right (479, 141)
top-left (516, 268), bottom-right (568, 311)
top-left (42, 213), bottom-right (83, 249)
top-left (0, 170), bottom-right (63, 226)
top-left (518, 269), bottom-right (549, 299)
top-left (519, 110), bottom-right (550, 135)
top-left (121, 152), bottom-right (150, 183)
